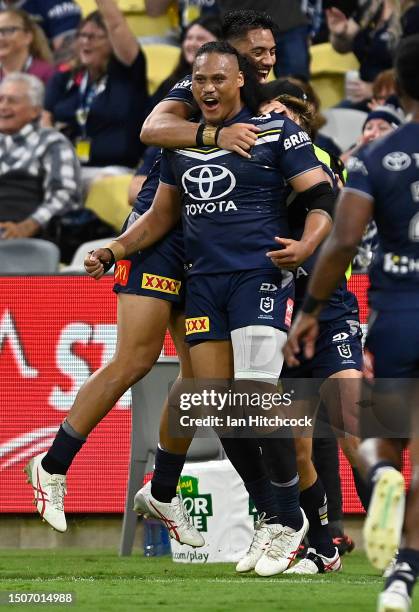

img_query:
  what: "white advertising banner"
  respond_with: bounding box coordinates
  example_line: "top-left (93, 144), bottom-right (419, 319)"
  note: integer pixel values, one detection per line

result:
top-left (171, 459), bottom-right (255, 563)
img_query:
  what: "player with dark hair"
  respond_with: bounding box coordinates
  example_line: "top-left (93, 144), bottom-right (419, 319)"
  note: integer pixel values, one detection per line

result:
top-left (220, 9), bottom-right (277, 83)
top-left (23, 11), bottom-right (290, 542)
top-left (141, 9), bottom-right (278, 154)
top-left (86, 41), bottom-right (335, 573)
top-left (284, 34), bottom-right (419, 612)
top-left (221, 8), bottom-right (278, 39)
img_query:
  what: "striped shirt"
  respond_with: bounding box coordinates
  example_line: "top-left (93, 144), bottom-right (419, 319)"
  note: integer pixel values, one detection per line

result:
top-left (0, 122), bottom-right (81, 226)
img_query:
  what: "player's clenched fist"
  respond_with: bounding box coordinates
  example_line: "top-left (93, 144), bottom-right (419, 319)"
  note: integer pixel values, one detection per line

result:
top-left (84, 248), bottom-right (113, 280)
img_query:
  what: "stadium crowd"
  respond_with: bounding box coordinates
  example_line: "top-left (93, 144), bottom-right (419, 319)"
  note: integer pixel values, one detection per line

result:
top-left (8, 1), bottom-right (419, 611)
top-left (0, 0), bottom-right (416, 263)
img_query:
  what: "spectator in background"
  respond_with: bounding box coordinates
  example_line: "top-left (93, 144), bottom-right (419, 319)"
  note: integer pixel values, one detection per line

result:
top-left (341, 104), bottom-right (403, 164)
top-left (0, 9), bottom-right (54, 86)
top-left (0, 73), bottom-right (80, 241)
top-left (145, 0), bottom-right (219, 33)
top-left (43, 0), bottom-right (148, 190)
top-left (368, 67), bottom-right (396, 109)
top-left (151, 14), bottom-right (222, 107)
top-left (326, 0), bottom-right (400, 110)
top-left (342, 105), bottom-right (404, 271)
top-left (282, 75), bottom-right (343, 158)
top-left (0, 1), bottom-right (81, 64)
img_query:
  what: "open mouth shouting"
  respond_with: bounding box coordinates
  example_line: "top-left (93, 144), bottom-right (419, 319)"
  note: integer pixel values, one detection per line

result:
top-left (202, 96), bottom-right (220, 112)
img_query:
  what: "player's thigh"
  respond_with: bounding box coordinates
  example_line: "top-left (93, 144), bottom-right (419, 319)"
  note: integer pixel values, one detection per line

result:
top-left (189, 340), bottom-right (234, 379)
top-left (115, 293), bottom-right (171, 366)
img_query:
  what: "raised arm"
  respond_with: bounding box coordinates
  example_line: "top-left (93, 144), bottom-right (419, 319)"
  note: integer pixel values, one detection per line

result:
top-left (95, 0), bottom-right (140, 65)
top-left (144, 0), bottom-right (173, 17)
top-left (326, 7), bottom-right (360, 54)
top-left (85, 182), bottom-right (181, 279)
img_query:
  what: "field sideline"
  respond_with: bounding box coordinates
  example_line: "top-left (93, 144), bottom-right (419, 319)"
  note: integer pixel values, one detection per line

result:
top-left (2, 549), bottom-right (418, 611)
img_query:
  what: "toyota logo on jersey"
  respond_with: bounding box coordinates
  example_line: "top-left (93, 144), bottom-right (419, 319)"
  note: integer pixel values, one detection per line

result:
top-left (181, 165), bottom-right (236, 201)
top-left (382, 152), bottom-right (412, 172)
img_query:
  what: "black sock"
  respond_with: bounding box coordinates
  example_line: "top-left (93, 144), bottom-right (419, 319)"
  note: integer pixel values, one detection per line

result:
top-left (245, 477), bottom-right (278, 524)
top-left (151, 446), bottom-right (186, 502)
top-left (42, 423), bottom-right (86, 475)
top-left (220, 438), bottom-right (278, 523)
top-left (351, 466), bottom-right (371, 511)
top-left (386, 548), bottom-right (419, 598)
top-left (313, 434), bottom-right (343, 525)
top-left (258, 434), bottom-right (302, 531)
top-left (300, 478), bottom-right (335, 557)
top-left (328, 520), bottom-right (344, 539)
top-left (271, 476), bottom-right (303, 531)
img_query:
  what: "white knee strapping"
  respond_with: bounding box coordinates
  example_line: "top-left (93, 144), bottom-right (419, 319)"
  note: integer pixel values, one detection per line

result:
top-left (231, 325), bottom-right (287, 381)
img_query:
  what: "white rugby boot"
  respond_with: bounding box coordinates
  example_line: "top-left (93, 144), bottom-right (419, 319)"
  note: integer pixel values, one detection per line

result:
top-left (134, 480), bottom-right (204, 547)
top-left (284, 547), bottom-right (341, 574)
top-left (236, 513), bottom-right (276, 573)
top-left (255, 509), bottom-right (309, 576)
top-left (24, 452), bottom-right (67, 532)
top-left (378, 578), bottom-right (412, 612)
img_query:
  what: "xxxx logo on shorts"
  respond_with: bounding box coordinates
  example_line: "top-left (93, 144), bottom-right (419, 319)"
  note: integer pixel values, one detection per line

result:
top-left (114, 260), bottom-right (131, 286)
top-left (141, 273), bottom-right (181, 295)
top-left (185, 317), bottom-right (210, 335)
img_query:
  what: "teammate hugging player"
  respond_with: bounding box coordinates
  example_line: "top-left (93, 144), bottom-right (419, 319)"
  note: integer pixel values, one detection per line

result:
top-left (87, 40), bottom-right (335, 571)
top-left (24, 9), bottom-right (274, 540)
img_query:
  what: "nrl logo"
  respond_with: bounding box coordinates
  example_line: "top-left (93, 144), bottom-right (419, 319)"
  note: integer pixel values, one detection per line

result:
top-left (260, 297), bottom-right (274, 314)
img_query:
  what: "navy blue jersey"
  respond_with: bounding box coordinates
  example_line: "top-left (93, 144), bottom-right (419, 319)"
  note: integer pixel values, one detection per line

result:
top-left (132, 77), bottom-right (196, 215)
top-left (345, 123), bottom-right (419, 310)
top-left (164, 74), bottom-right (194, 107)
top-left (133, 152), bottom-right (162, 215)
top-left (0, 0), bottom-right (81, 40)
top-left (159, 107), bottom-right (321, 275)
top-left (288, 159), bottom-right (359, 322)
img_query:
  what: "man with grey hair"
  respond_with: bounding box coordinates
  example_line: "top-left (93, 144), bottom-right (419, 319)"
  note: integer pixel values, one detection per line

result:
top-left (0, 72), bottom-right (81, 240)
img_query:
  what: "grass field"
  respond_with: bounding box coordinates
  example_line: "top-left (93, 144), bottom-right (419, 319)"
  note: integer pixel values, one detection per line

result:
top-left (1, 549), bottom-right (418, 612)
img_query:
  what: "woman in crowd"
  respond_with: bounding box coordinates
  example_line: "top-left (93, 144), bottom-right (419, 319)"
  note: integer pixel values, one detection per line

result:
top-left (368, 68), bottom-right (396, 109)
top-left (150, 14), bottom-right (222, 107)
top-left (326, 0), bottom-right (401, 109)
top-left (341, 104), bottom-right (403, 164)
top-left (43, 0), bottom-right (148, 183)
top-left (0, 8), bottom-right (54, 85)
